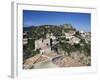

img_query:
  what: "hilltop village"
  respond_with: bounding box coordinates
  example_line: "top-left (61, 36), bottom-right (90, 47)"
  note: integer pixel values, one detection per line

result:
top-left (23, 24), bottom-right (91, 69)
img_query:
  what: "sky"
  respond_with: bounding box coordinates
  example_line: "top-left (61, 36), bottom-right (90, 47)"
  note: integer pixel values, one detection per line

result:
top-left (23, 10), bottom-right (91, 32)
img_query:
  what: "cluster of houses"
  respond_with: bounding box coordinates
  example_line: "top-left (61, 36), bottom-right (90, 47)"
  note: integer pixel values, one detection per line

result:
top-left (23, 25), bottom-right (90, 55)
top-left (23, 31), bottom-right (57, 54)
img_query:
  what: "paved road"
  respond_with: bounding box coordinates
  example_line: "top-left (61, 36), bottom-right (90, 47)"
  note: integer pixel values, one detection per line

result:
top-left (34, 59), bottom-right (58, 69)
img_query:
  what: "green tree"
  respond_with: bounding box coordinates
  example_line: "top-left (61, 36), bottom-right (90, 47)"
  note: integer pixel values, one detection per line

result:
top-left (32, 49), bottom-right (40, 56)
top-left (27, 39), bottom-right (35, 50)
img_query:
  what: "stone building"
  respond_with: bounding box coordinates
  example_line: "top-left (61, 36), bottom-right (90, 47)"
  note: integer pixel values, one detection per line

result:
top-left (35, 33), bottom-right (56, 54)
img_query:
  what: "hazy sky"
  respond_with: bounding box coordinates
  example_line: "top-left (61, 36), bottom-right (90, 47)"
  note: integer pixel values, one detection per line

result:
top-left (23, 10), bottom-right (91, 32)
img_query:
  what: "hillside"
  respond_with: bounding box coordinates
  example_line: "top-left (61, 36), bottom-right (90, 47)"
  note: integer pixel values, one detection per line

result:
top-left (23, 24), bottom-right (91, 69)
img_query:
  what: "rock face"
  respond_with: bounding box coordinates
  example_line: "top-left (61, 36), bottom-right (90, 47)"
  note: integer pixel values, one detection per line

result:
top-left (63, 24), bottom-right (73, 29)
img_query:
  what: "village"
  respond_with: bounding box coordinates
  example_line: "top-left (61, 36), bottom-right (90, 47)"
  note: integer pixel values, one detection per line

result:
top-left (23, 24), bottom-right (91, 69)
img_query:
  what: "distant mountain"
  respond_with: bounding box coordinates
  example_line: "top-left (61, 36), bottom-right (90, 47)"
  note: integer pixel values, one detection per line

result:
top-left (23, 26), bottom-right (37, 32)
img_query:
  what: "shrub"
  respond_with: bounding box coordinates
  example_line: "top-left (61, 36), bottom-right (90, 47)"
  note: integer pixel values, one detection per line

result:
top-left (32, 49), bottom-right (40, 56)
top-left (27, 39), bottom-right (35, 50)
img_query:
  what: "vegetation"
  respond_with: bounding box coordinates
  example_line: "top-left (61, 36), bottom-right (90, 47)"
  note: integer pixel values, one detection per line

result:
top-left (27, 39), bottom-right (35, 50)
top-left (32, 49), bottom-right (40, 56)
top-left (23, 49), bottom-right (32, 61)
